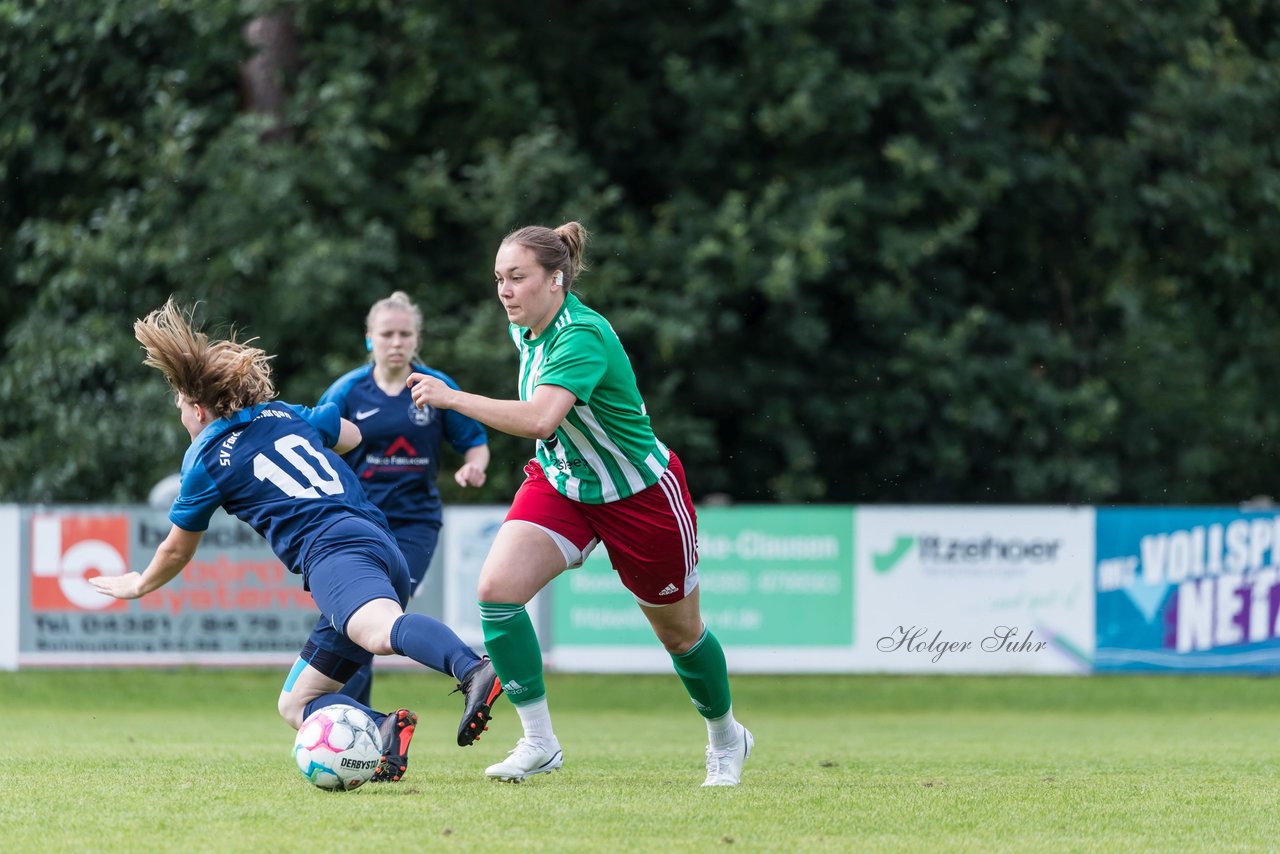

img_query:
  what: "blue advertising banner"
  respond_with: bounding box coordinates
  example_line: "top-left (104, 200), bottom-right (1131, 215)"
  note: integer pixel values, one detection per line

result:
top-left (1096, 507), bottom-right (1280, 671)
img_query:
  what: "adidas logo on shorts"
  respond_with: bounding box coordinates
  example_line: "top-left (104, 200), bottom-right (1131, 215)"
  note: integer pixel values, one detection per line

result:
top-left (658, 583), bottom-right (679, 596)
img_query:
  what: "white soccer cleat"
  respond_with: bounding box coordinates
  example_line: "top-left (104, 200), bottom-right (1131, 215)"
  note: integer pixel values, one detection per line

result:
top-left (485, 737), bottom-right (564, 783)
top-left (702, 724), bottom-right (753, 787)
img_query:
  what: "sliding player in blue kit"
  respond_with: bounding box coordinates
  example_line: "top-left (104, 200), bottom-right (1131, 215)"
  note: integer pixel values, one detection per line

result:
top-left (90, 299), bottom-right (503, 782)
top-left (319, 291), bottom-right (494, 721)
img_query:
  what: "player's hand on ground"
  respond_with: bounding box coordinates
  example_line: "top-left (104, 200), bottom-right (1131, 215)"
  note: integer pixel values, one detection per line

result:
top-left (89, 571), bottom-right (145, 600)
top-left (407, 373), bottom-right (456, 411)
top-left (455, 462), bottom-right (487, 488)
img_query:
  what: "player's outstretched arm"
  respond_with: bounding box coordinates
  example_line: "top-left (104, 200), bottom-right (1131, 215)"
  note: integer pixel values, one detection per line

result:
top-left (89, 525), bottom-right (204, 600)
top-left (407, 373), bottom-right (575, 440)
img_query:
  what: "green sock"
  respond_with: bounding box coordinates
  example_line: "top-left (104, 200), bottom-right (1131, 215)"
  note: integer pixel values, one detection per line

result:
top-left (479, 601), bottom-right (545, 706)
top-left (670, 627), bottom-right (732, 719)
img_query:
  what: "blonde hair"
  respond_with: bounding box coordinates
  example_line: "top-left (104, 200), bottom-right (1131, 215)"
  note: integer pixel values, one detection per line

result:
top-left (365, 290), bottom-right (423, 364)
top-left (501, 221), bottom-right (589, 290)
top-left (134, 298), bottom-right (276, 418)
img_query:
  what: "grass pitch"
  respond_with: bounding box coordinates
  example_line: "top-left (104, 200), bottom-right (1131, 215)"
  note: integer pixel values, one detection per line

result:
top-left (2, 670), bottom-right (1279, 852)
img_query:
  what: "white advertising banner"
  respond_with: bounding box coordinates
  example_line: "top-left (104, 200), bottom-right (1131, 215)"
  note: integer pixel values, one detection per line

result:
top-left (439, 506), bottom-right (547, 652)
top-left (855, 506), bottom-right (1095, 673)
top-left (4, 503), bottom-right (1097, 674)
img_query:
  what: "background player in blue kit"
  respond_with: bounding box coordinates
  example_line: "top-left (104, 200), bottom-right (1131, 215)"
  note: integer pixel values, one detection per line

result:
top-left (320, 290), bottom-right (493, 714)
top-left (90, 299), bottom-right (504, 781)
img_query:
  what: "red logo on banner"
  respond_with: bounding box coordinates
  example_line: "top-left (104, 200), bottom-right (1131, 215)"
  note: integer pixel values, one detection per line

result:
top-left (30, 514), bottom-right (129, 612)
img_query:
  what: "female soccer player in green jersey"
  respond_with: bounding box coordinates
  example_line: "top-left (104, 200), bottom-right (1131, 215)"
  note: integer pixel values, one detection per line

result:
top-left (407, 221), bottom-right (752, 786)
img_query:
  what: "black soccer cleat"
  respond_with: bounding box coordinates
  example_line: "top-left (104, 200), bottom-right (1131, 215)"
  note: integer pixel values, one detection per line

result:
top-left (453, 657), bottom-right (503, 747)
top-left (371, 708), bottom-right (417, 783)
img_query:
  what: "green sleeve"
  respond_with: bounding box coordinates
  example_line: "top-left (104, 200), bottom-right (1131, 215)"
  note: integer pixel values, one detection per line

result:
top-left (536, 325), bottom-right (607, 403)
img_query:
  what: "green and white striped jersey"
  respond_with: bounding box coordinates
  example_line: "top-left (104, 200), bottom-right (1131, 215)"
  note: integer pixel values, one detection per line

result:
top-left (511, 293), bottom-right (670, 503)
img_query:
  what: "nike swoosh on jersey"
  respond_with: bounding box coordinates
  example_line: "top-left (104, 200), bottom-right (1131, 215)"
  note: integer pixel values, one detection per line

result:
top-left (355, 408), bottom-right (381, 420)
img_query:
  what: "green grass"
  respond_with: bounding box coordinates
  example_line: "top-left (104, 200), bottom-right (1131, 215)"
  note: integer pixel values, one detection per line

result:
top-left (3, 671), bottom-right (1280, 852)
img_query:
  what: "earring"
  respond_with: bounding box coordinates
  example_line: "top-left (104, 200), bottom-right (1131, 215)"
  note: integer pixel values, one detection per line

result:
top-left (554, 272), bottom-right (563, 287)
top-left (365, 337), bottom-right (373, 352)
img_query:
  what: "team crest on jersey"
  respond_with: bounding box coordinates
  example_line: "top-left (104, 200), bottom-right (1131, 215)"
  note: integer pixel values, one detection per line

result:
top-left (408, 402), bottom-right (433, 426)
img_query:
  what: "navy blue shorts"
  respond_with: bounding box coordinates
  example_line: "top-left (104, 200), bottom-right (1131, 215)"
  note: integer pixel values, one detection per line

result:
top-left (301, 517), bottom-right (410, 674)
top-left (389, 521), bottom-right (441, 595)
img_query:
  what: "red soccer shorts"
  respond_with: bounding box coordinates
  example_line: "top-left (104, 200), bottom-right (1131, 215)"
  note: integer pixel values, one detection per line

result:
top-left (505, 451), bottom-right (699, 605)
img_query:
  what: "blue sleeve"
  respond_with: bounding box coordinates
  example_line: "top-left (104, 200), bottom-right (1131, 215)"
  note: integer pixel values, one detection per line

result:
top-left (443, 410), bottom-right (488, 454)
top-left (318, 367), bottom-right (365, 413)
top-left (287, 402), bottom-right (342, 448)
top-left (416, 366), bottom-right (488, 453)
top-left (168, 444), bottom-right (222, 532)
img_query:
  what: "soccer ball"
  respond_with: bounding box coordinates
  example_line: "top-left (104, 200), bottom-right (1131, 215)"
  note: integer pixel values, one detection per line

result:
top-left (293, 704), bottom-right (383, 791)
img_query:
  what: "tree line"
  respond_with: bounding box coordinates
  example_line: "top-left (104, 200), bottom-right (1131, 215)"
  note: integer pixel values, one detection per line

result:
top-left (3, 0), bottom-right (1279, 506)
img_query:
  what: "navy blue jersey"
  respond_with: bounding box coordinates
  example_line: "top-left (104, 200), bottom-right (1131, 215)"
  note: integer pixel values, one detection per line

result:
top-left (319, 364), bottom-right (488, 526)
top-left (170, 401), bottom-right (390, 573)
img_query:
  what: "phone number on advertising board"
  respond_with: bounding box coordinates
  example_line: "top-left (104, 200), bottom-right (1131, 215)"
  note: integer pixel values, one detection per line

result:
top-left (34, 614), bottom-right (315, 636)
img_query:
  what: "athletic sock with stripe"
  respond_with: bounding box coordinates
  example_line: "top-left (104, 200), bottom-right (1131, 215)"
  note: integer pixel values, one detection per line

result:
top-left (479, 601), bottom-right (547, 706)
top-left (670, 627), bottom-right (733, 720)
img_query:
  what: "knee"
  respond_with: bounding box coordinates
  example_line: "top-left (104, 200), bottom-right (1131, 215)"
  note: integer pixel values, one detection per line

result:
top-left (278, 692), bottom-right (307, 730)
top-left (344, 600), bottom-right (402, 655)
top-left (477, 553), bottom-right (543, 604)
top-left (477, 569), bottom-right (529, 604)
top-left (349, 624), bottom-right (395, 656)
top-left (476, 576), bottom-right (505, 603)
top-left (662, 635), bottom-right (697, 656)
top-left (365, 637), bottom-right (395, 656)
top-left (655, 626), bottom-right (702, 656)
